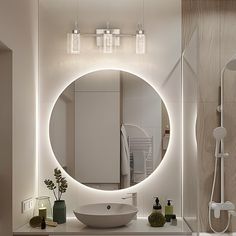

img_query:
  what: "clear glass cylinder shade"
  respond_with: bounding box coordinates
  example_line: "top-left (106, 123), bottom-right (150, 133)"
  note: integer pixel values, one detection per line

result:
top-left (34, 196), bottom-right (52, 220)
top-left (136, 31), bottom-right (146, 54)
top-left (103, 32), bottom-right (113, 53)
top-left (67, 31), bottom-right (80, 54)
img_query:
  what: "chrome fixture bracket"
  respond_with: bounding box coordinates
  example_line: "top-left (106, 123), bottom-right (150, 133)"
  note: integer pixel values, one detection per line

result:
top-left (96, 29), bottom-right (121, 47)
top-left (216, 105), bottom-right (221, 113)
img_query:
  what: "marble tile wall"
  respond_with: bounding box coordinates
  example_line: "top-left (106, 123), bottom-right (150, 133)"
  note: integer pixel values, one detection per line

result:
top-left (221, 2), bottom-right (236, 229)
top-left (182, 0), bottom-right (236, 232)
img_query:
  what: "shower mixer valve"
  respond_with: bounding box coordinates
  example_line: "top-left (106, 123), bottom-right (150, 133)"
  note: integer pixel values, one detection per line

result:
top-left (209, 201), bottom-right (235, 218)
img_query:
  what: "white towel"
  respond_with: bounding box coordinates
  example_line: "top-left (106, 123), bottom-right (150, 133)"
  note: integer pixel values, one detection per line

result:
top-left (132, 150), bottom-right (145, 173)
top-left (120, 124), bottom-right (130, 187)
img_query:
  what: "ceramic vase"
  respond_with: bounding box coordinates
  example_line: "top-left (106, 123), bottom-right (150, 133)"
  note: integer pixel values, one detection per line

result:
top-left (53, 200), bottom-right (66, 224)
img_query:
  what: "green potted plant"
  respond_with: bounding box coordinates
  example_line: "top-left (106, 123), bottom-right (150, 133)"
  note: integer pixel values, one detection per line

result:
top-left (44, 168), bottom-right (68, 224)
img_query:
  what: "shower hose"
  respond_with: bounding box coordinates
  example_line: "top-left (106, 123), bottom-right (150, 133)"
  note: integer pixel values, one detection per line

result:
top-left (208, 155), bottom-right (231, 233)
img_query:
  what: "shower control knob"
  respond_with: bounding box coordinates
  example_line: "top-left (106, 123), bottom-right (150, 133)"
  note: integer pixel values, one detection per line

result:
top-left (210, 202), bottom-right (221, 218)
top-left (224, 153), bottom-right (229, 157)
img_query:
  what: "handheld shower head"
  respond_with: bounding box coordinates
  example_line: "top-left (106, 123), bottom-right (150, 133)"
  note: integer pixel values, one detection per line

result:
top-left (213, 127), bottom-right (227, 141)
top-left (213, 127), bottom-right (227, 158)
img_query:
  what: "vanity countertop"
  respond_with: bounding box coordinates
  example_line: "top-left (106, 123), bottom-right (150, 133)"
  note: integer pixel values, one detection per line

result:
top-left (14, 217), bottom-right (192, 235)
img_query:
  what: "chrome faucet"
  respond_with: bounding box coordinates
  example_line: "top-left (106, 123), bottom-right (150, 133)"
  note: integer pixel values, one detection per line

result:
top-left (122, 192), bottom-right (137, 219)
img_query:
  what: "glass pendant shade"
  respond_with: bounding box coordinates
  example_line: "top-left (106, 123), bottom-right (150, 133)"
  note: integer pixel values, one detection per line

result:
top-left (136, 30), bottom-right (145, 54)
top-left (67, 29), bottom-right (80, 54)
top-left (103, 30), bottom-right (113, 53)
top-left (33, 196), bottom-right (52, 220)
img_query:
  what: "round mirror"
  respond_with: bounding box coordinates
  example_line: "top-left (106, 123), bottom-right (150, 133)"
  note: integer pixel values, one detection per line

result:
top-left (49, 70), bottom-right (170, 190)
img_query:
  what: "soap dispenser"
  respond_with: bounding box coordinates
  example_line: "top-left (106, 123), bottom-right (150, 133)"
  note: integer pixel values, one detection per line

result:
top-left (165, 200), bottom-right (174, 222)
top-left (148, 197), bottom-right (166, 227)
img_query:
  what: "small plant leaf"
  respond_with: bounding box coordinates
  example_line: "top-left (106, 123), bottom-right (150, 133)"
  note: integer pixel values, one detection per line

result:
top-left (44, 167), bottom-right (68, 200)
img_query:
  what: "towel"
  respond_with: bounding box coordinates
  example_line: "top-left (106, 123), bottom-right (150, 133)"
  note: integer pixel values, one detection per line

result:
top-left (132, 150), bottom-right (146, 183)
top-left (132, 150), bottom-right (145, 173)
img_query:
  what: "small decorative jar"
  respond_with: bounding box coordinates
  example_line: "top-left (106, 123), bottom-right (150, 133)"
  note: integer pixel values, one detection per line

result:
top-left (34, 196), bottom-right (52, 220)
top-left (53, 200), bottom-right (66, 224)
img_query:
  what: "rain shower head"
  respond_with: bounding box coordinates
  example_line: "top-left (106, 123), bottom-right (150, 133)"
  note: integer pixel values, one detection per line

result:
top-left (225, 58), bottom-right (236, 71)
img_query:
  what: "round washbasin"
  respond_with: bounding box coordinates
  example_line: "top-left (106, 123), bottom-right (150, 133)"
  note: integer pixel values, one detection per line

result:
top-left (73, 203), bottom-right (138, 228)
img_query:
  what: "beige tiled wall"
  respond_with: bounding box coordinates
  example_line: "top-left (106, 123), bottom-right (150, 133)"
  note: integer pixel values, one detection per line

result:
top-left (182, 0), bottom-right (236, 232)
top-left (219, 1), bottom-right (236, 230)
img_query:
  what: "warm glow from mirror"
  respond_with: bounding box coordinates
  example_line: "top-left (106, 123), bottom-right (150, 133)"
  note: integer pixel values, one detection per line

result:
top-left (49, 70), bottom-right (171, 191)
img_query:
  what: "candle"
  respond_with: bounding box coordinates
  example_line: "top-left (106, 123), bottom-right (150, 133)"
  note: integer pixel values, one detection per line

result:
top-left (39, 204), bottom-right (47, 219)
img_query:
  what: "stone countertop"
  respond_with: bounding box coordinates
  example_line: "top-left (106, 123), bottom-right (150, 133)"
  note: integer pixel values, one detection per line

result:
top-left (14, 217), bottom-right (192, 235)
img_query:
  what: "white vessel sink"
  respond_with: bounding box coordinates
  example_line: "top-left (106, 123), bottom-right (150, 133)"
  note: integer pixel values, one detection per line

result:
top-left (73, 203), bottom-right (138, 228)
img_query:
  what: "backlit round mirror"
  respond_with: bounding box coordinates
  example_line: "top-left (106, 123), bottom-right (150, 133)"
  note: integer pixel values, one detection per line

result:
top-left (49, 70), bottom-right (170, 190)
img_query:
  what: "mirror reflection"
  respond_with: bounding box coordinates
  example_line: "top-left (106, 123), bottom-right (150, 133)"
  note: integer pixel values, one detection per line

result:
top-left (50, 70), bottom-right (170, 190)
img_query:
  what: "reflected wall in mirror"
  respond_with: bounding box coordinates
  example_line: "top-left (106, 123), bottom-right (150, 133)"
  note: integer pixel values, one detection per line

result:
top-left (50, 70), bottom-right (170, 190)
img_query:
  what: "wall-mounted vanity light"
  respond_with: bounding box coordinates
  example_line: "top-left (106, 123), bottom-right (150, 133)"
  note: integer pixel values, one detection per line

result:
top-left (67, 0), bottom-right (146, 54)
top-left (67, 24), bottom-right (146, 55)
top-left (67, 0), bottom-right (81, 54)
top-left (136, 0), bottom-right (145, 54)
top-left (136, 26), bottom-right (145, 54)
top-left (67, 22), bottom-right (80, 54)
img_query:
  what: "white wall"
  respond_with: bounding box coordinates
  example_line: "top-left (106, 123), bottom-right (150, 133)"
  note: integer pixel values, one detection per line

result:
top-left (0, 0), bottom-right (38, 230)
top-left (39, 0), bottom-right (182, 217)
top-left (50, 97), bottom-right (67, 168)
